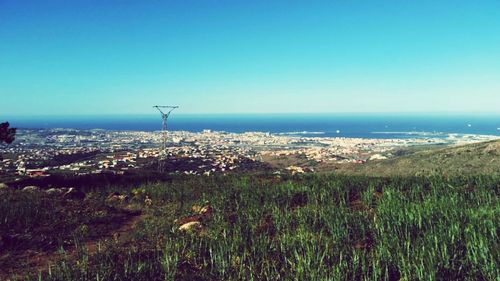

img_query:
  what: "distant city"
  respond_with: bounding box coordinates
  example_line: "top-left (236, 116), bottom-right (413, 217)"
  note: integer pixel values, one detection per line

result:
top-left (1, 127), bottom-right (497, 180)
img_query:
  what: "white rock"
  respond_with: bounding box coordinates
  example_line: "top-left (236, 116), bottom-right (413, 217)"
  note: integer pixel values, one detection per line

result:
top-left (63, 187), bottom-right (85, 200)
top-left (199, 205), bottom-right (212, 215)
top-left (22, 186), bottom-right (39, 192)
top-left (178, 221), bottom-right (201, 231)
top-left (369, 154), bottom-right (387, 160)
top-left (45, 188), bottom-right (63, 195)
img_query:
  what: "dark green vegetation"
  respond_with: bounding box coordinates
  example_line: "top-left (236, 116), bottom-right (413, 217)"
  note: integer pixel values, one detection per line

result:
top-left (6, 170), bottom-right (175, 190)
top-left (25, 151), bottom-right (101, 169)
top-left (1, 173), bottom-right (498, 280)
top-left (0, 122), bottom-right (16, 145)
top-left (0, 122), bottom-right (16, 161)
top-left (332, 140), bottom-right (500, 177)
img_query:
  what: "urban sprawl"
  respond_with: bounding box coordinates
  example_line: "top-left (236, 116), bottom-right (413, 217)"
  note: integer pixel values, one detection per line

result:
top-left (1, 129), bottom-right (498, 179)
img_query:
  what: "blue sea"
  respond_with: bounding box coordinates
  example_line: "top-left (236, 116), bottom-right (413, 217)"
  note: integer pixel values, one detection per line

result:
top-left (4, 114), bottom-right (500, 139)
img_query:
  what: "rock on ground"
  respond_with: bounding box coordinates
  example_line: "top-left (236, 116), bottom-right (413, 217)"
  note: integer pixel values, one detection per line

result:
top-left (63, 188), bottom-right (85, 200)
top-left (22, 186), bottom-right (40, 192)
top-left (178, 221), bottom-right (201, 231)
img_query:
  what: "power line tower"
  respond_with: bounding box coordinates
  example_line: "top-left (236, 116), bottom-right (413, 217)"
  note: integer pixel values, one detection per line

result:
top-left (153, 105), bottom-right (178, 172)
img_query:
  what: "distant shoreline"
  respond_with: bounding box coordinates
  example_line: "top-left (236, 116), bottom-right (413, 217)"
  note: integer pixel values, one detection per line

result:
top-left (5, 114), bottom-right (499, 139)
top-left (14, 127), bottom-right (500, 145)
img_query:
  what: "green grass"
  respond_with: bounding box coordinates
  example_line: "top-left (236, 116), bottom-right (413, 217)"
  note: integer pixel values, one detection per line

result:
top-left (0, 189), bottom-right (139, 278)
top-left (333, 140), bottom-right (500, 177)
top-left (3, 174), bottom-right (496, 280)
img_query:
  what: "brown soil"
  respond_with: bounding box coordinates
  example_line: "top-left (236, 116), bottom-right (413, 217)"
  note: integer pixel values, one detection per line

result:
top-left (289, 192), bottom-right (308, 210)
top-left (1, 212), bottom-right (144, 281)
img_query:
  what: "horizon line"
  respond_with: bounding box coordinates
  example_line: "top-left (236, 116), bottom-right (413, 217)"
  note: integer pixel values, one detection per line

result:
top-left (3, 111), bottom-right (500, 118)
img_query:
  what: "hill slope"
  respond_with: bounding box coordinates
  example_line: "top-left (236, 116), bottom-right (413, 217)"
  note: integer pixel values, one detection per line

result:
top-left (337, 140), bottom-right (500, 176)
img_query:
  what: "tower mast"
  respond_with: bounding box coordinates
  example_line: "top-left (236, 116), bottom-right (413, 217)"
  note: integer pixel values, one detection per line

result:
top-left (153, 105), bottom-right (178, 172)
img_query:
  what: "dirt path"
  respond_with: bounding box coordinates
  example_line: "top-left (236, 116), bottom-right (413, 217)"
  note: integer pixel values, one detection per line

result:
top-left (83, 212), bottom-right (144, 255)
top-left (2, 212), bottom-right (145, 281)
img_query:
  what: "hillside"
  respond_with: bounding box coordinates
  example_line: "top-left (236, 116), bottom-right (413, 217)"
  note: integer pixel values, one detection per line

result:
top-left (335, 140), bottom-right (500, 176)
top-left (1, 174), bottom-right (499, 280)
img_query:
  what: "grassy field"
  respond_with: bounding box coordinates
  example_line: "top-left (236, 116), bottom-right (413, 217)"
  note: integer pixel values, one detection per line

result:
top-left (0, 188), bottom-right (140, 278)
top-left (331, 140), bottom-right (500, 177)
top-left (1, 173), bottom-right (498, 280)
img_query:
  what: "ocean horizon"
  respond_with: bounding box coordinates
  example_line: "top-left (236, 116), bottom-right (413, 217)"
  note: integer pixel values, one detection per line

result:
top-left (4, 113), bottom-right (500, 139)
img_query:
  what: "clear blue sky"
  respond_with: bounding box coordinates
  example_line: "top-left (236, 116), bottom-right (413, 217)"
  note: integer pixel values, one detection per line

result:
top-left (1, 0), bottom-right (499, 115)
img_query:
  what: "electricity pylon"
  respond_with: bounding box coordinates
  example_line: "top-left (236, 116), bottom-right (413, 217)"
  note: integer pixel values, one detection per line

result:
top-left (153, 105), bottom-right (178, 172)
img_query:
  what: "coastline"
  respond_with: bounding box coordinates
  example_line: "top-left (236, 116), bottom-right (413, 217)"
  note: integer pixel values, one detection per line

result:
top-left (4, 113), bottom-right (500, 139)
top-left (1, 128), bottom-right (499, 179)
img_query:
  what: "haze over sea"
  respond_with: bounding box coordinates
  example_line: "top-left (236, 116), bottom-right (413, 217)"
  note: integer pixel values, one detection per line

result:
top-left (7, 114), bottom-right (500, 139)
